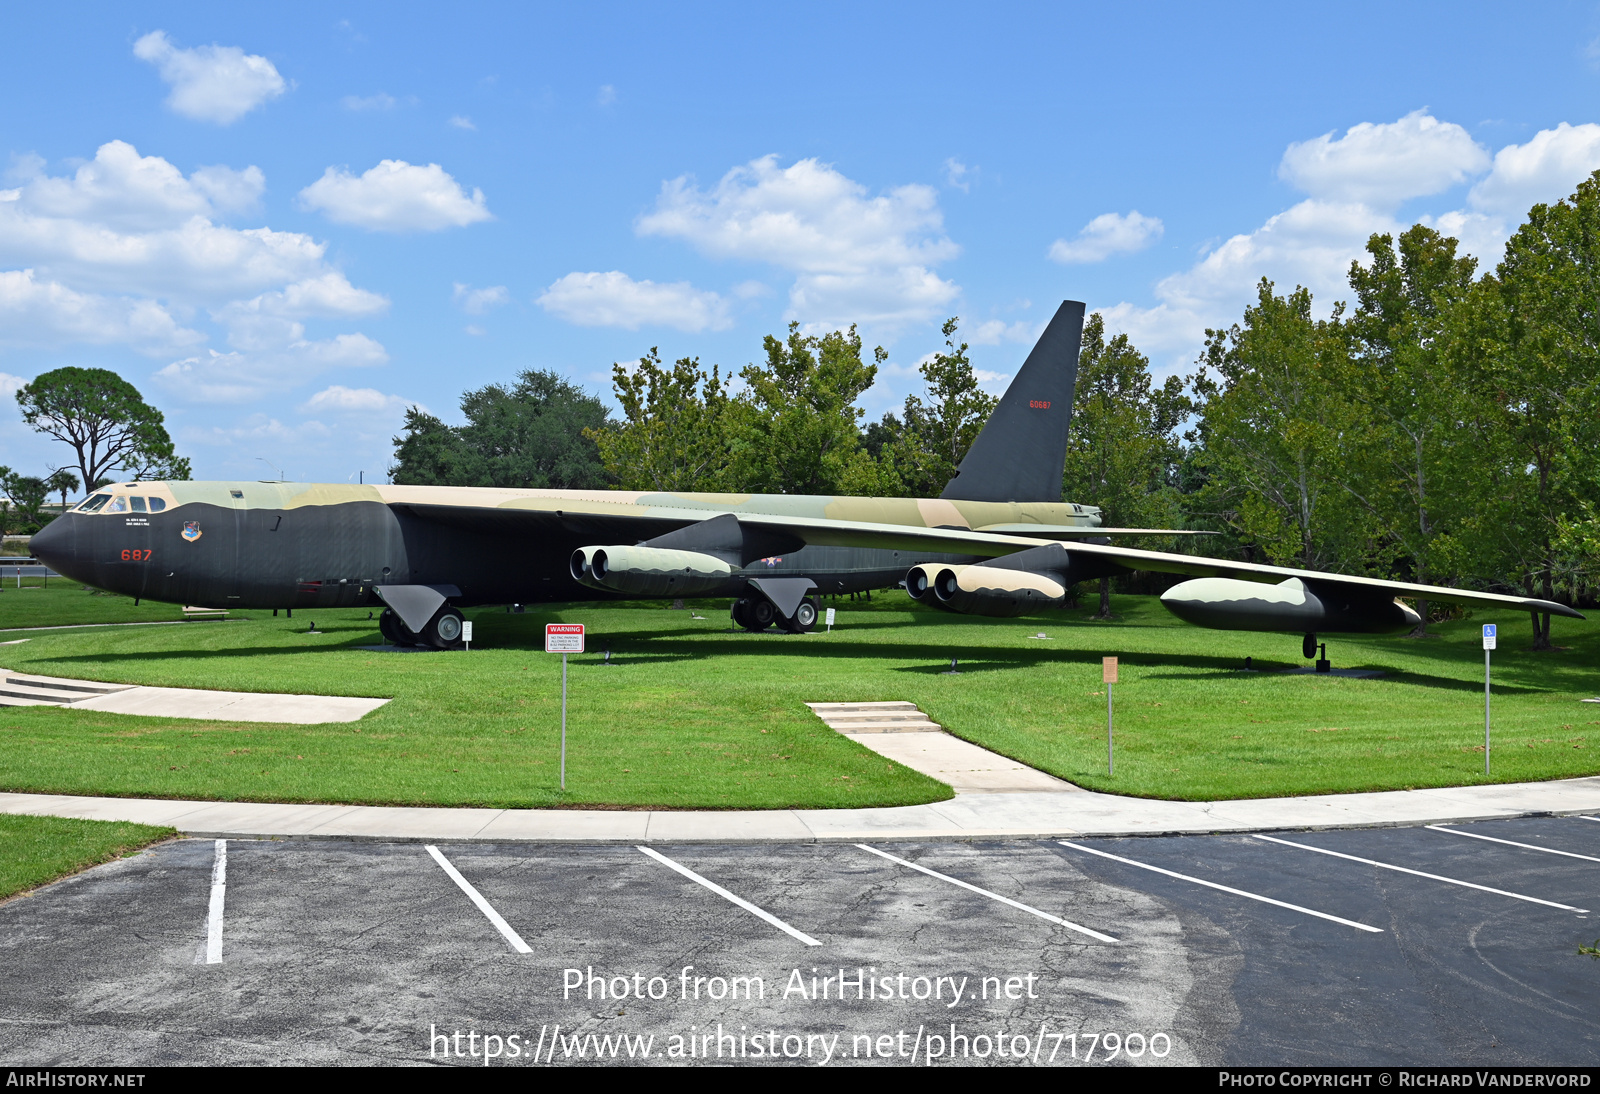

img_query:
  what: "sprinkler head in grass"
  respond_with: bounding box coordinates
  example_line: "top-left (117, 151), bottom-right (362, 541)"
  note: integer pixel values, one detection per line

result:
top-left (604, 649), bottom-right (612, 665)
top-left (942, 656), bottom-right (961, 675)
top-left (1244, 656), bottom-right (1253, 671)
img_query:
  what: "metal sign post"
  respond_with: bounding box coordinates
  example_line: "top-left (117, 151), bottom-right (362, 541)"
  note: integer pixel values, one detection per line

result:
top-left (1103, 657), bottom-right (1118, 775)
top-left (545, 623), bottom-right (585, 790)
top-left (1482, 624), bottom-right (1496, 776)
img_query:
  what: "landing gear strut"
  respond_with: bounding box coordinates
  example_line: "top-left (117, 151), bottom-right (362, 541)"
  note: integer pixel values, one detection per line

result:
top-left (1302, 633), bottom-right (1330, 673)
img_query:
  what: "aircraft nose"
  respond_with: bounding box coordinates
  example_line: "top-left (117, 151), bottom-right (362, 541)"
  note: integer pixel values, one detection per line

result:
top-left (30, 515), bottom-right (77, 579)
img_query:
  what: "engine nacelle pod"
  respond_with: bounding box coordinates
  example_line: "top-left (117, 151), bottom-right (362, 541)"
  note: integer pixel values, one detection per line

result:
top-left (934, 565), bottom-right (1069, 617)
top-left (571, 545), bottom-right (733, 596)
top-left (1159, 576), bottom-right (1420, 634)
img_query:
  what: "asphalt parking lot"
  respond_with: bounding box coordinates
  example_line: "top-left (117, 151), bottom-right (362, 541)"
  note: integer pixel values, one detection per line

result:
top-left (2, 817), bottom-right (1598, 1066)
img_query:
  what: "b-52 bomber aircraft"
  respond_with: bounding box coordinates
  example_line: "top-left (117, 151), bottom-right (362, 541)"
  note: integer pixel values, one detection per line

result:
top-left (32, 300), bottom-right (1580, 662)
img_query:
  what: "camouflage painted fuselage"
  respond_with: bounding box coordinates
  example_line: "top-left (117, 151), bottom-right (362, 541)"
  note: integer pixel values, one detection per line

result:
top-left (32, 481), bottom-right (1103, 610)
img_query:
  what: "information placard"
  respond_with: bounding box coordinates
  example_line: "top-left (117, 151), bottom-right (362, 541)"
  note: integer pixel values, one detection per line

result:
top-left (545, 623), bottom-right (585, 653)
top-left (1482, 623), bottom-right (1497, 650)
top-left (1102, 656), bottom-right (1118, 684)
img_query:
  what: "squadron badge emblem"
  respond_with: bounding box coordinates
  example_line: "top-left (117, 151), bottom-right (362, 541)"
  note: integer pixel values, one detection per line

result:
top-left (182, 521), bottom-right (202, 542)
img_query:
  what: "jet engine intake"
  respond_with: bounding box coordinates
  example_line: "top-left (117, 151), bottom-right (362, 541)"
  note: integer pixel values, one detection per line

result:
top-left (570, 545), bottom-right (733, 596)
top-left (906, 563), bottom-right (968, 604)
top-left (1159, 577), bottom-right (1421, 635)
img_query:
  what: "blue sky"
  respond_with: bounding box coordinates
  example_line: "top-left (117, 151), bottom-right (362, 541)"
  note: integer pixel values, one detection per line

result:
top-left (4, 2), bottom-right (1600, 486)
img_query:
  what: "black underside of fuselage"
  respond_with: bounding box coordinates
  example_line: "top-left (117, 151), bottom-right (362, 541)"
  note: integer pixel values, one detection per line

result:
top-left (34, 504), bottom-right (960, 610)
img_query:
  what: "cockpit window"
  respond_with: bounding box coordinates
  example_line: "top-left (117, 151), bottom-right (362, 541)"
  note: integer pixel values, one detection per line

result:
top-left (130, 497), bottom-right (147, 513)
top-left (107, 496), bottom-right (127, 513)
top-left (149, 497), bottom-right (167, 512)
top-left (78, 493), bottom-right (110, 512)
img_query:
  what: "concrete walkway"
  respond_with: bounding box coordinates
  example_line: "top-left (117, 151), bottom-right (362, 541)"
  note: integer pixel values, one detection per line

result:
top-left (806, 700), bottom-right (1076, 793)
top-left (4, 776), bottom-right (1599, 843)
top-left (0, 672), bottom-right (388, 724)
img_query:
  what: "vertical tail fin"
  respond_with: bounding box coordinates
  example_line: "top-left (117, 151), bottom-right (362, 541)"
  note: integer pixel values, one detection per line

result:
top-left (940, 299), bottom-right (1084, 503)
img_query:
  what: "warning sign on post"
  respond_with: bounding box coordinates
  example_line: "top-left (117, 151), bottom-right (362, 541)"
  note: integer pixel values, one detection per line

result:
top-left (1102, 656), bottom-right (1118, 684)
top-left (545, 623), bottom-right (585, 653)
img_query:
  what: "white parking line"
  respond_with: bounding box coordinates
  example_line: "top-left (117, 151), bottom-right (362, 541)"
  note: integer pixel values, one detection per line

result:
top-left (1578, 816), bottom-right (1600, 825)
top-left (637, 846), bottom-right (821, 946)
top-left (858, 844), bottom-right (1117, 943)
top-left (425, 845), bottom-right (532, 954)
top-left (203, 839), bottom-right (226, 965)
top-left (1058, 840), bottom-right (1383, 933)
top-left (1253, 834), bottom-right (1589, 912)
top-left (1427, 825), bottom-right (1600, 863)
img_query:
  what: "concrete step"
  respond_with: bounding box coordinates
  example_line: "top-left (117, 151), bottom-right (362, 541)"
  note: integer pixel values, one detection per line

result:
top-left (830, 721), bottom-right (943, 734)
top-left (820, 714), bottom-right (942, 726)
top-left (5, 676), bottom-right (126, 696)
top-left (0, 683), bottom-right (88, 703)
top-left (806, 701), bottom-right (918, 712)
top-left (808, 699), bottom-right (943, 732)
top-left (0, 694), bottom-right (66, 707)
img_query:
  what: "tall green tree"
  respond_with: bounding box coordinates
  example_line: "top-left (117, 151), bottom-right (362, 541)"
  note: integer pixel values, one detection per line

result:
top-left (1, 471), bottom-right (49, 532)
top-left (390, 369), bottom-right (610, 488)
top-left (1442, 170), bottom-right (1600, 645)
top-left (1341, 225), bottom-right (1480, 633)
top-left (1061, 313), bottom-right (1189, 615)
top-left (889, 318), bottom-right (999, 497)
top-left (16, 367), bottom-right (188, 488)
top-left (1190, 280), bottom-right (1368, 572)
top-left (589, 349), bottom-right (734, 491)
top-left (728, 323), bottom-right (886, 496)
top-left (45, 469), bottom-right (80, 509)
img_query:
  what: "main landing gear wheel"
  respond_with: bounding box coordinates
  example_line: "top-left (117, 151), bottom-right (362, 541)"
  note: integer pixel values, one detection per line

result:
top-left (1302, 633), bottom-right (1318, 660)
top-left (782, 597), bottom-right (818, 633)
top-left (731, 597), bottom-right (777, 632)
top-left (379, 608), bottom-right (417, 647)
top-left (423, 607), bottom-right (465, 649)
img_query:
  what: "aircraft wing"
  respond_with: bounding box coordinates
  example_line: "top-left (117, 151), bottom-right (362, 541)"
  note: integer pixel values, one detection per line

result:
top-left (729, 512), bottom-right (1584, 619)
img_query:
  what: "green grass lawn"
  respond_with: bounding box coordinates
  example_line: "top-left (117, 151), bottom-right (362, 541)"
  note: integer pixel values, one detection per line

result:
top-left (0, 589), bottom-right (1596, 809)
top-left (0, 582), bottom-right (228, 629)
top-left (0, 814), bottom-right (175, 901)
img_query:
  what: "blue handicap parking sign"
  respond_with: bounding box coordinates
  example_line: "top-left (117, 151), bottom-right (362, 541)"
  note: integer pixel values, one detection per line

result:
top-left (1483, 624), bottom-right (1496, 638)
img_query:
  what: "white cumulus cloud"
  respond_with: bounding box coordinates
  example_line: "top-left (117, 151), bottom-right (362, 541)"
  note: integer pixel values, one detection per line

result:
top-left (298, 385), bottom-right (413, 415)
top-left (1278, 109), bottom-right (1490, 208)
top-left (157, 333), bottom-right (388, 404)
top-left (453, 282), bottom-right (509, 314)
top-left (966, 318), bottom-right (1037, 345)
top-left (133, 30), bottom-right (287, 125)
top-left (537, 271), bottom-right (731, 332)
top-left (1467, 122), bottom-right (1600, 218)
top-left (0, 268), bottom-right (203, 354)
top-left (0, 141), bottom-right (326, 299)
top-left (1049, 211), bottom-right (1164, 264)
top-left (635, 154), bottom-right (959, 329)
top-left (297, 160), bottom-right (491, 232)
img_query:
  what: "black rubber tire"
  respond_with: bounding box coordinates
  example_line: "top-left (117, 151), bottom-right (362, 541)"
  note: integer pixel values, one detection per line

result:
top-left (424, 608), bottom-right (465, 649)
top-left (1302, 633), bottom-right (1318, 660)
top-left (730, 598), bottom-right (754, 630)
top-left (783, 597), bottom-right (818, 633)
top-left (749, 598), bottom-right (777, 630)
top-left (379, 608), bottom-right (417, 647)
